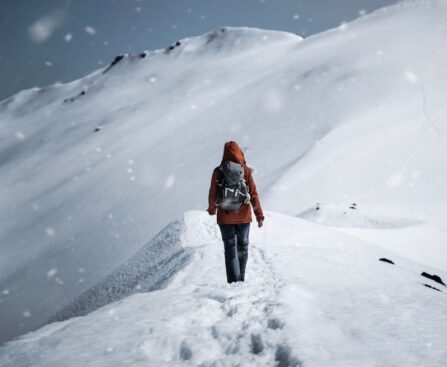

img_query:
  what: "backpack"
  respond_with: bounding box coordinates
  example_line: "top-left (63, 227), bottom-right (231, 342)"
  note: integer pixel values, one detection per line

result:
top-left (216, 161), bottom-right (251, 211)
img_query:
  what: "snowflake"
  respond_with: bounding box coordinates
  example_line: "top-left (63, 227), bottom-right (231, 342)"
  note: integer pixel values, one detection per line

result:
top-left (85, 25), bottom-right (97, 35)
top-left (23, 310), bottom-right (31, 318)
top-left (28, 10), bottom-right (65, 43)
top-left (47, 268), bottom-right (58, 278)
top-left (65, 33), bottom-right (72, 42)
top-left (404, 71), bottom-right (418, 83)
top-left (165, 175), bottom-right (175, 189)
top-left (46, 227), bottom-right (55, 237)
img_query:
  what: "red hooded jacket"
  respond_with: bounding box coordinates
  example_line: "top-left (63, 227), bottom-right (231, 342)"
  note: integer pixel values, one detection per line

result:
top-left (208, 141), bottom-right (264, 224)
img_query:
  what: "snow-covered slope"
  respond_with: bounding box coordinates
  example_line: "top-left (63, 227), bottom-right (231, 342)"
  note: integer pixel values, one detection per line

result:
top-left (1, 0), bottom-right (447, 345)
top-left (1, 211), bottom-right (446, 367)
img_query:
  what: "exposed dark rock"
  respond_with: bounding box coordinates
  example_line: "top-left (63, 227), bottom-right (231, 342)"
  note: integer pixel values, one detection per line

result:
top-left (424, 284), bottom-right (441, 292)
top-left (379, 258), bottom-right (395, 265)
top-left (206, 27), bottom-right (226, 44)
top-left (139, 51), bottom-right (148, 58)
top-left (102, 54), bottom-right (125, 74)
top-left (421, 272), bottom-right (445, 286)
top-left (63, 90), bottom-right (86, 103)
top-left (93, 126), bottom-right (102, 132)
top-left (350, 202), bottom-right (357, 209)
top-left (166, 41), bottom-right (182, 52)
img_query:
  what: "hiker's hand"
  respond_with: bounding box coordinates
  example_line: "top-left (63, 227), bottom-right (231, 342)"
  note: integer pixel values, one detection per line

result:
top-left (257, 219), bottom-right (263, 228)
top-left (207, 208), bottom-right (216, 216)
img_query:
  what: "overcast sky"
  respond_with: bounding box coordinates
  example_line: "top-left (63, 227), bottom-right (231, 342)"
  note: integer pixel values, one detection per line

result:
top-left (0, 0), bottom-right (399, 101)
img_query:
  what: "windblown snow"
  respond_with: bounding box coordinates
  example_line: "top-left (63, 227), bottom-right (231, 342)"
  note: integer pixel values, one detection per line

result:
top-left (1, 1), bottom-right (447, 366)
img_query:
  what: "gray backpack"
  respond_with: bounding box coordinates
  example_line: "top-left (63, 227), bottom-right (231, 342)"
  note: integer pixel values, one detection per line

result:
top-left (216, 161), bottom-right (250, 211)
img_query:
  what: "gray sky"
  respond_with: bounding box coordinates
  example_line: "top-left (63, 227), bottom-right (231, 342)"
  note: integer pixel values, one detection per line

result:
top-left (0, 0), bottom-right (398, 101)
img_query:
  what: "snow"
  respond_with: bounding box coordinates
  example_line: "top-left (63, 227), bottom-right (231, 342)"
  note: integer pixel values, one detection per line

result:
top-left (0, 0), bottom-right (447, 363)
top-left (85, 26), bottom-right (97, 35)
top-left (1, 211), bottom-right (446, 366)
top-left (28, 10), bottom-right (65, 43)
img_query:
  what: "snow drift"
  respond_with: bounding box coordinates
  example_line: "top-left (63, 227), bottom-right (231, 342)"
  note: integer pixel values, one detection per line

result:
top-left (1, 0), bottom-right (447, 350)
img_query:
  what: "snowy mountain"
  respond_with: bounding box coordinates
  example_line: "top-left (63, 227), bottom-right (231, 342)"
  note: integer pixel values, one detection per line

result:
top-left (1, 1), bottom-right (447, 364)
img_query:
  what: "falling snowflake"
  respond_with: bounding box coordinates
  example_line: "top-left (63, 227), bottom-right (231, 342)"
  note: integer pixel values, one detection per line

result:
top-left (55, 278), bottom-right (64, 285)
top-left (45, 61), bottom-right (53, 66)
top-left (149, 77), bottom-right (157, 83)
top-left (45, 227), bottom-right (55, 237)
top-left (165, 175), bottom-right (175, 189)
top-left (47, 268), bottom-right (58, 278)
top-left (135, 7), bottom-right (142, 12)
top-left (359, 9), bottom-right (367, 16)
top-left (404, 71), bottom-right (418, 83)
top-left (64, 33), bottom-right (72, 42)
top-left (2, 289), bottom-right (9, 295)
top-left (15, 131), bottom-right (25, 140)
top-left (28, 10), bottom-right (65, 43)
top-left (293, 14), bottom-right (300, 20)
top-left (23, 311), bottom-right (31, 318)
top-left (128, 159), bottom-right (134, 165)
top-left (85, 25), bottom-right (97, 35)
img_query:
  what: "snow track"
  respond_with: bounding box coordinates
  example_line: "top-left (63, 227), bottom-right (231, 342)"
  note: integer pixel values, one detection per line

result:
top-left (168, 244), bottom-right (302, 366)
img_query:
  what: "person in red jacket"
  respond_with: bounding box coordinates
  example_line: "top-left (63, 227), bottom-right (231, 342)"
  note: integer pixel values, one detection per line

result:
top-left (208, 141), bottom-right (264, 283)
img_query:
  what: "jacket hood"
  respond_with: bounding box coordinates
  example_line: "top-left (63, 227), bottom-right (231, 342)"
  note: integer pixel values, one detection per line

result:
top-left (221, 141), bottom-right (246, 165)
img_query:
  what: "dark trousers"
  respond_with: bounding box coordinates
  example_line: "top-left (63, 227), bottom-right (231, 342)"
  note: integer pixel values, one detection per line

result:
top-left (218, 223), bottom-right (250, 283)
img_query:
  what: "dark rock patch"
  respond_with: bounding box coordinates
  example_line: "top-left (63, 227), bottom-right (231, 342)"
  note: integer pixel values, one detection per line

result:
top-left (421, 272), bottom-right (445, 286)
top-left (350, 202), bottom-right (357, 210)
top-left (379, 258), bottom-right (395, 265)
top-left (102, 54), bottom-right (125, 74)
top-left (166, 40), bottom-right (182, 52)
top-left (64, 90), bottom-right (86, 103)
top-left (424, 284), bottom-right (441, 292)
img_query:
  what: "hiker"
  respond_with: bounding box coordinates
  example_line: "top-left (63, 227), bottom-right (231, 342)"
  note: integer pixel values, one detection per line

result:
top-left (207, 141), bottom-right (264, 283)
